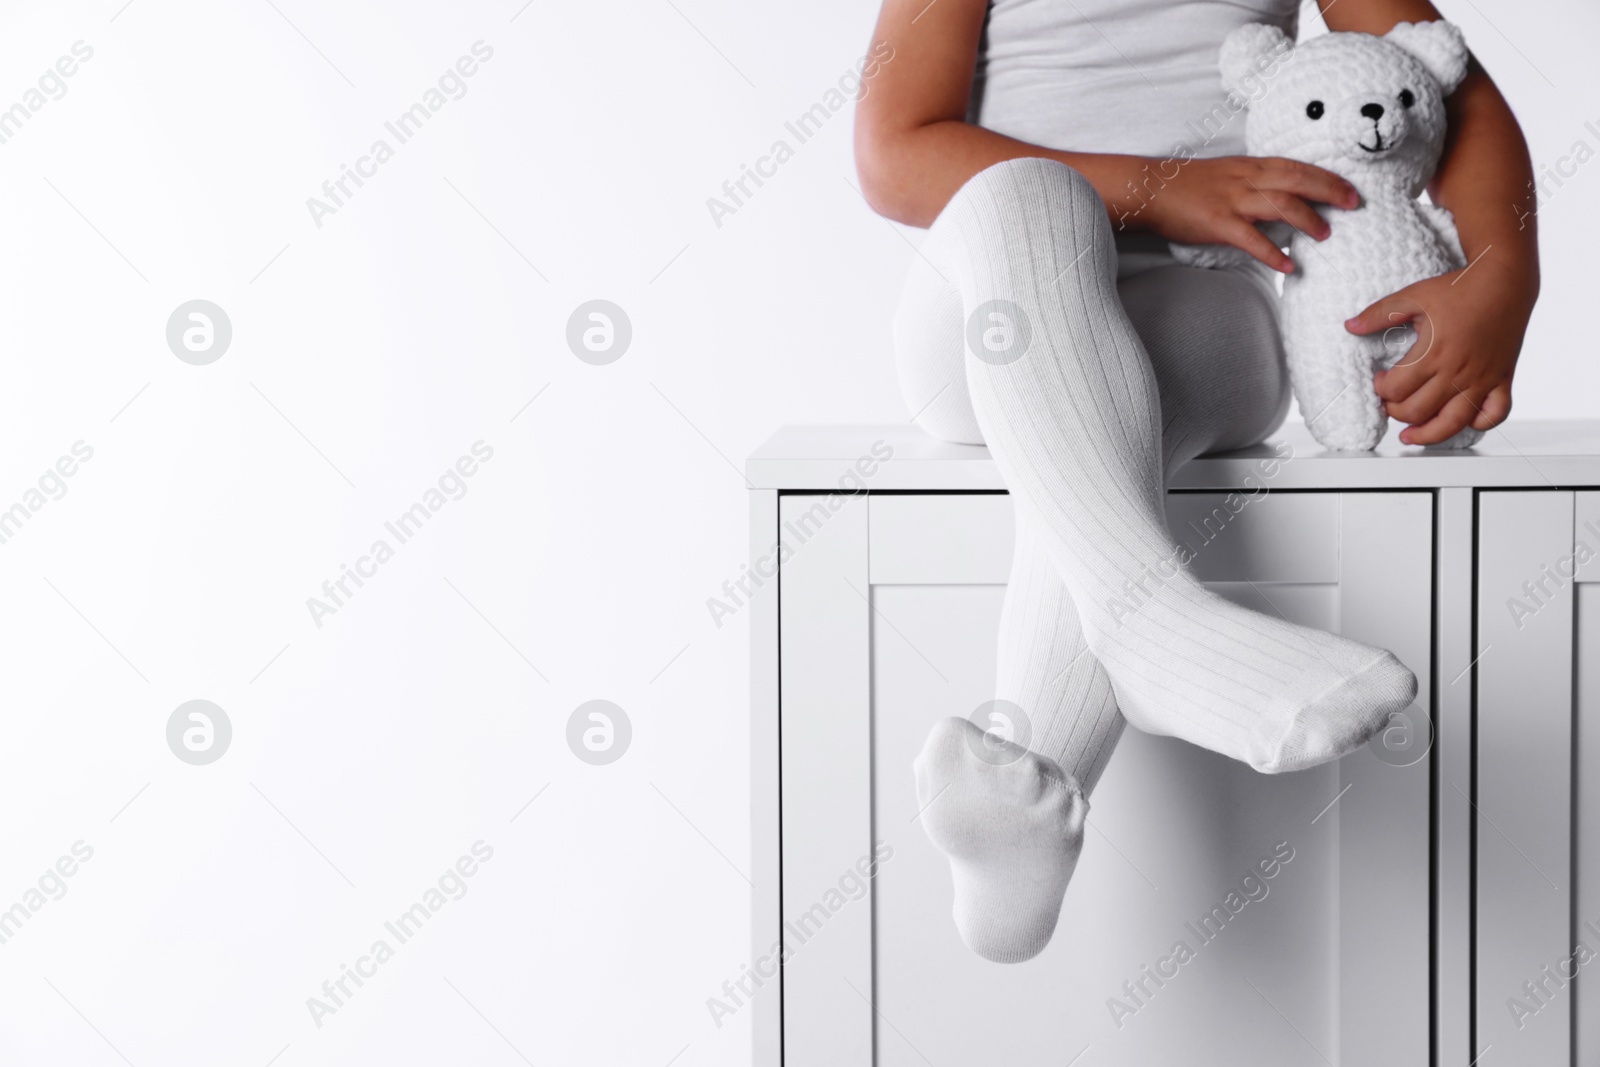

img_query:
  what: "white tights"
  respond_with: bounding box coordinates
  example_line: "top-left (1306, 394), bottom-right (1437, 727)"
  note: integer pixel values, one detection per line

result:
top-left (898, 159), bottom-right (1414, 961)
top-left (896, 157), bottom-right (1294, 792)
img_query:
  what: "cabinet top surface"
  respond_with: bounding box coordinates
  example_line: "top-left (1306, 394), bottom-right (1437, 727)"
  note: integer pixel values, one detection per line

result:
top-left (748, 420), bottom-right (1600, 491)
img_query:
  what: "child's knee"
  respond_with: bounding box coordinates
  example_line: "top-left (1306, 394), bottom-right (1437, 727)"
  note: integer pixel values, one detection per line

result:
top-left (944, 158), bottom-right (1109, 248)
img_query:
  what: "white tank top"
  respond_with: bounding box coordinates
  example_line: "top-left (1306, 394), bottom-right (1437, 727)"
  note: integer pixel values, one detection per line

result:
top-left (971, 0), bottom-right (1302, 158)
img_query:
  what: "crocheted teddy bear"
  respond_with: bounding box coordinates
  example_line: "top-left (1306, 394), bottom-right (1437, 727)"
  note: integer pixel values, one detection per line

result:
top-left (1175, 20), bottom-right (1480, 451)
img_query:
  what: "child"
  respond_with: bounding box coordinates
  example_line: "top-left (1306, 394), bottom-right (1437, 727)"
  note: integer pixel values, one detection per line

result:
top-left (854, 0), bottom-right (1538, 962)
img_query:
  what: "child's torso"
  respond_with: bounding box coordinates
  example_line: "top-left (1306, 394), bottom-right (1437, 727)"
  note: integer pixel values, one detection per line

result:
top-left (971, 0), bottom-right (1301, 158)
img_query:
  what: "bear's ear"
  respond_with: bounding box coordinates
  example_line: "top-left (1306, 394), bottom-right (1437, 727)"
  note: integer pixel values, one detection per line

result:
top-left (1220, 23), bottom-right (1294, 97)
top-left (1384, 20), bottom-right (1470, 95)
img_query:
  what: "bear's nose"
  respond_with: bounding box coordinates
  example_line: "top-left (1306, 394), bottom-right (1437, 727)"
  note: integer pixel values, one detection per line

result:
top-left (1361, 103), bottom-right (1385, 120)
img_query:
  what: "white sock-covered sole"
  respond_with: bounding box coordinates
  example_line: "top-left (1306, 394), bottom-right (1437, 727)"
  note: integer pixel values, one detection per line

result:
top-left (914, 718), bottom-right (1087, 963)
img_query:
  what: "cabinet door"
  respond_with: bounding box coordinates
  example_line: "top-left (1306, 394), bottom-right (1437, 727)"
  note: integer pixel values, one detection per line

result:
top-left (777, 490), bottom-right (1435, 1067)
top-left (1476, 490), bottom-right (1600, 1066)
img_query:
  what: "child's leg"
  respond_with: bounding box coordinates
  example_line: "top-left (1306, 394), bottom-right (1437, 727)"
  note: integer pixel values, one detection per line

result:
top-left (893, 242), bottom-right (1124, 802)
top-left (935, 157), bottom-right (1414, 775)
top-left (978, 258), bottom-right (1294, 796)
top-left (911, 509), bottom-right (1113, 962)
top-left (995, 509), bottom-right (1124, 793)
top-left (907, 260), bottom-right (1292, 963)
top-left (897, 249), bottom-right (1111, 963)
top-left (901, 158), bottom-right (1413, 961)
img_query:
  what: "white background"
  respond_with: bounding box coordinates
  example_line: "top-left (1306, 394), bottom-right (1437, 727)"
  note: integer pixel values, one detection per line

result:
top-left (0, 1), bottom-right (1593, 1065)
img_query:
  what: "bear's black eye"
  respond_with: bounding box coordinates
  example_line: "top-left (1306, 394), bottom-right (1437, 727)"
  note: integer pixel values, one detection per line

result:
top-left (1306, 100), bottom-right (1324, 119)
top-left (1399, 88), bottom-right (1415, 108)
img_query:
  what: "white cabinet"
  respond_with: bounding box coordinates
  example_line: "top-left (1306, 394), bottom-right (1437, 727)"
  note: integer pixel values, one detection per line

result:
top-left (1475, 491), bottom-right (1600, 1066)
top-left (747, 423), bottom-right (1600, 1067)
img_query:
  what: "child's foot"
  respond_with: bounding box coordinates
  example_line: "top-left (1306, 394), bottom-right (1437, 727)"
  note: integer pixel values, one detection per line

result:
top-left (1087, 582), bottom-right (1417, 774)
top-left (914, 717), bottom-right (1087, 963)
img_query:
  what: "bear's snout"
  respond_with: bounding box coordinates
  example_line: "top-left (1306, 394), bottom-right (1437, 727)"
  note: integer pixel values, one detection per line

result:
top-left (1344, 97), bottom-right (1409, 158)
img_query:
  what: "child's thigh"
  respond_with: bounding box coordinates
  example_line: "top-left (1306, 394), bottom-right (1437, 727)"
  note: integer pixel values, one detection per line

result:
top-left (1117, 262), bottom-right (1291, 463)
top-left (892, 246), bottom-right (984, 445)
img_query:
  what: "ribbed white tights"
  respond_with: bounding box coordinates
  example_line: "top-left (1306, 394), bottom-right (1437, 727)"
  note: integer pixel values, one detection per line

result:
top-left (898, 159), bottom-right (1416, 962)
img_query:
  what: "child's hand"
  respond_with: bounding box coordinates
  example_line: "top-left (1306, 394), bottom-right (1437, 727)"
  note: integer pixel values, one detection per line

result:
top-left (1137, 156), bottom-right (1360, 273)
top-left (1344, 259), bottom-right (1534, 445)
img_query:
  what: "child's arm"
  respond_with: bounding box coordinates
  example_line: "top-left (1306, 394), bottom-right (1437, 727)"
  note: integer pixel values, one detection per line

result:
top-left (1332, 0), bottom-right (1539, 444)
top-left (854, 0), bottom-right (1358, 273)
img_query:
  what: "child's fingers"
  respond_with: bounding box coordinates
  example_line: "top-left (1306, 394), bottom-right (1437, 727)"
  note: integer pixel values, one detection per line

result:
top-left (1382, 371), bottom-right (1452, 425)
top-left (1374, 360), bottom-right (1433, 406)
top-left (1243, 190), bottom-right (1329, 240)
top-left (1399, 392), bottom-right (1480, 446)
top-left (1345, 291), bottom-right (1420, 336)
top-left (1223, 220), bottom-right (1293, 273)
top-left (1258, 158), bottom-right (1359, 208)
top-left (1470, 384), bottom-right (1512, 430)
